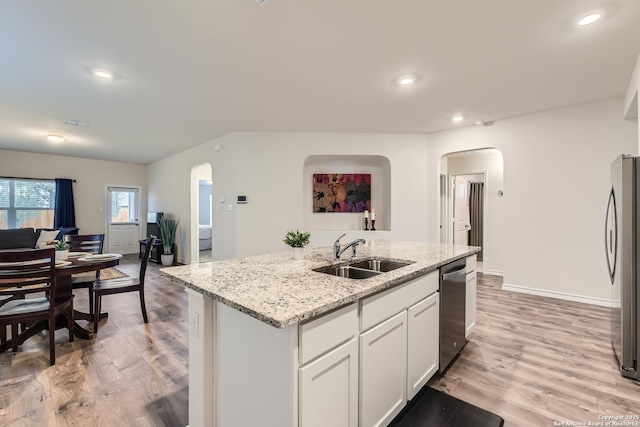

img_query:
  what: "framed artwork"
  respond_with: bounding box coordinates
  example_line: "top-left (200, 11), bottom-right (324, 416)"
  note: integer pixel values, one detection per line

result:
top-left (313, 173), bottom-right (371, 213)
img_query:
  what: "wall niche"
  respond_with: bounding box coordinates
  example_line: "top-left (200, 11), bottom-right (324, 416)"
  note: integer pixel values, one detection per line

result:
top-left (303, 155), bottom-right (391, 235)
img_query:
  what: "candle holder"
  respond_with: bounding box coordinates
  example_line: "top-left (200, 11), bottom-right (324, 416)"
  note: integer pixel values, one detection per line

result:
top-left (371, 219), bottom-right (376, 231)
top-left (364, 218), bottom-right (369, 231)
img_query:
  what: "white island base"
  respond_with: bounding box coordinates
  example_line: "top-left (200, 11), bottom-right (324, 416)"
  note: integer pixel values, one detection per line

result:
top-left (186, 270), bottom-right (445, 427)
top-left (187, 288), bottom-right (300, 427)
top-left (163, 241), bottom-right (480, 427)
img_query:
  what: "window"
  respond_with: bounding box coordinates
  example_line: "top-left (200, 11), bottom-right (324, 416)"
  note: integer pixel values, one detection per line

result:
top-left (0, 178), bottom-right (56, 229)
top-left (109, 189), bottom-right (138, 223)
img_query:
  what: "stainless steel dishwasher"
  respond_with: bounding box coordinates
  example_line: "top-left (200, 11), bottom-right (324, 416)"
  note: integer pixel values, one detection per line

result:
top-left (439, 258), bottom-right (467, 373)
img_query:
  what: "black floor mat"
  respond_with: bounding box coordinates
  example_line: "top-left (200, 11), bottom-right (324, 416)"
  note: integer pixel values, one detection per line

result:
top-left (390, 387), bottom-right (504, 427)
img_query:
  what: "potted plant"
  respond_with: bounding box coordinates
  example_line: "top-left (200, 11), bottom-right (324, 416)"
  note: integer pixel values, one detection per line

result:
top-left (54, 240), bottom-right (69, 261)
top-left (283, 230), bottom-right (311, 260)
top-left (158, 218), bottom-right (179, 266)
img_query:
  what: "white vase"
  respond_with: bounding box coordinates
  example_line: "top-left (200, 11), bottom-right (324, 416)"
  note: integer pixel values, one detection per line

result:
top-left (292, 247), bottom-right (304, 260)
top-left (161, 254), bottom-right (174, 266)
top-left (55, 249), bottom-right (68, 261)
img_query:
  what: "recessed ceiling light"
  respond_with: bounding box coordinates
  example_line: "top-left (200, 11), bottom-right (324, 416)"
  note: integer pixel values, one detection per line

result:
top-left (94, 69), bottom-right (113, 79)
top-left (399, 75), bottom-right (416, 86)
top-left (578, 13), bottom-right (601, 26)
top-left (47, 134), bottom-right (64, 143)
top-left (451, 115), bottom-right (465, 123)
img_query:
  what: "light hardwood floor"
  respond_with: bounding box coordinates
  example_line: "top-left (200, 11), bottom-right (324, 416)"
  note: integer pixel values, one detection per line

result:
top-left (0, 255), bottom-right (189, 427)
top-left (430, 273), bottom-right (640, 426)
top-left (2, 262), bottom-right (639, 426)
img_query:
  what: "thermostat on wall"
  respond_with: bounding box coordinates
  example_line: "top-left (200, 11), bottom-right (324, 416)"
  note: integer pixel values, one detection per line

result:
top-left (237, 195), bottom-right (248, 204)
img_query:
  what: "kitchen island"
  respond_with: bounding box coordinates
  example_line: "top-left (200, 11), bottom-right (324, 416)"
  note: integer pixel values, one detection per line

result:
top-left (162, 240), bottom-right (480, 427)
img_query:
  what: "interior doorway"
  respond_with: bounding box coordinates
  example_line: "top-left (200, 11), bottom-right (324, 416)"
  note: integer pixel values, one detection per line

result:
top-left (440, 149), bottom-right (504, 276)
top-left (191, 164), bottom-right (212, 263)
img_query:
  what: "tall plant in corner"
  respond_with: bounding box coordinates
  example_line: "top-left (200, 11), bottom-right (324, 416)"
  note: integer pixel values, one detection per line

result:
top-left (158, 218), bottom-right (179, 266)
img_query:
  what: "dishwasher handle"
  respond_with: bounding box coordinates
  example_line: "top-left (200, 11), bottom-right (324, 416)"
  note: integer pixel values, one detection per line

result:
top-left (442, 265), bottom-right (466, 281)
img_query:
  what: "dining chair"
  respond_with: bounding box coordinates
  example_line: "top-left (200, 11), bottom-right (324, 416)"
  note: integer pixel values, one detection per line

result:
top-left (93, 236), bottom-right (156, 333)
top-left (0, 248), bottom-right (74, 365)
top-left (64, 234), bottom-right (105, 315)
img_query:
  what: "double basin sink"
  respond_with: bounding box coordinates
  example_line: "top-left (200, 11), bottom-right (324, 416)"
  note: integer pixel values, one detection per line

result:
top-left (314, 258), bottom-right (413, 279)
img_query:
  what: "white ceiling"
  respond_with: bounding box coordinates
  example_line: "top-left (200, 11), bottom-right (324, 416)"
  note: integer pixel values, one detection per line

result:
top-left (1, 0), bottom-right (638, 164)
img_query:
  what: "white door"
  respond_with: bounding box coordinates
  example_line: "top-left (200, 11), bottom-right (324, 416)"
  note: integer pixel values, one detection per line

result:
top-left (453, 176), bottom-right (470, 245)
top-left (299, 338), bottom-right (358, 427)
top-left (407, 292), bottom-right (439, 400)
top-left (107, 187), bottom-right (141, 254)
top-left (359, 311), bottom-right (407, 427)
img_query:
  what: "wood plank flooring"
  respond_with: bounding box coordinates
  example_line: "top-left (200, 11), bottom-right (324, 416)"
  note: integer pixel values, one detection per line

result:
top-left (2, 262), bottom-right (639, 426)
top-left (429, 273), bottom-right (640, 427)
top-left (0, 255), bottom-right (189, 427)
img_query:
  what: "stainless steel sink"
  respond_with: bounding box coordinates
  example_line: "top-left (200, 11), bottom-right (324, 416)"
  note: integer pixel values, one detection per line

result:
top-left (313, 265), bottom-right (381, 279)
top-left (348, 259), bottom-right (411, 272)
top-left (313, 258), bottom-right (412, 279)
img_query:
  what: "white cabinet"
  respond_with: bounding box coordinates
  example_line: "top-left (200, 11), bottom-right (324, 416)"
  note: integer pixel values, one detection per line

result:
top-left (299, 303), bottom-right (359, 427)
top-left (466, 255), bottom-right (477, 337)
top-left (299, 338), bottom-right (358, 427)
top-left (407, 292), bottom-right (439, 400)
top-left (359, 311), bottom-right (408, 427)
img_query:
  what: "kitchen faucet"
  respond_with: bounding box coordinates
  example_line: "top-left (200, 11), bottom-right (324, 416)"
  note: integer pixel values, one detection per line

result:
top-left (333, 234), bottom-right (366, 261)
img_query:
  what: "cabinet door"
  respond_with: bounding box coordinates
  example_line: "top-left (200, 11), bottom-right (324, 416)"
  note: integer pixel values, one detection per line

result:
top-left (360, 311), bottom-right (408, 427)
top-left (465, 272), bottom-right (477, 337)
top-left (299, 338), bottom-right (358, 427)
top-left (407, 292), bottom-right (439, 400)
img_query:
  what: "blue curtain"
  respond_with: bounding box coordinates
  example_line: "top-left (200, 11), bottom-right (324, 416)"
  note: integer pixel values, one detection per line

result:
top-left (54, 178), bottom-right (76, 228)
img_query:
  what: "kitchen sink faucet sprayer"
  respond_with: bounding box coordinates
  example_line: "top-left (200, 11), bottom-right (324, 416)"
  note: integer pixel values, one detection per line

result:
top-left (333, 234), bottom-right (366, 261)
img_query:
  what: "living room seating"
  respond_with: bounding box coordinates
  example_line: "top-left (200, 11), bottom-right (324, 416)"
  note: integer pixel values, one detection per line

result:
top-left (0, 248), bottom-right (74, 365)
top-left (64, 234), bottom-right (105, 315)
top-left (93, 237), bottom-right (156, 333)
top-left (0, 227), bottom-right (79, 251)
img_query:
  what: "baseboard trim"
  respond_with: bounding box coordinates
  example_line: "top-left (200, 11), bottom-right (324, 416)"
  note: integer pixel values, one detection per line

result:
top-left (481, 269), bottom-right (503, 276)
top-left (501, 283), bottom-right (617, 307)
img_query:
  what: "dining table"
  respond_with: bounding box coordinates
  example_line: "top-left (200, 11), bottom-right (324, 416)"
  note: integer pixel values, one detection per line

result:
top-left (0, 252), bottom-right (122, 353)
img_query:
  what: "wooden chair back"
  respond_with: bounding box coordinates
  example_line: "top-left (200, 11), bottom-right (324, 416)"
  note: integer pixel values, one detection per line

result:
top-left (64, 234), bottom-right (105, 254)
top-left (139, 236), bottom-right (156, 285)
top-left (0, 248), bottom-right (57, 306)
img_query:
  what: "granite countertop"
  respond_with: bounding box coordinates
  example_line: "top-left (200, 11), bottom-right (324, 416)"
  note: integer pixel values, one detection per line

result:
top-left (160, 240), bottom-right (480, 329)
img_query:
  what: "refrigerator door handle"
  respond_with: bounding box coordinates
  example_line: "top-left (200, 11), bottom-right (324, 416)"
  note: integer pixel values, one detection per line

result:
top-left (605, 187), bottom-right (617, 284)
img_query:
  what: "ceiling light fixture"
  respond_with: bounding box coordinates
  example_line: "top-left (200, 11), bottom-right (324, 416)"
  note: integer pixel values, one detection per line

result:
top-left (475, 119), bottom-right (485, 126)
top-left (399, 75), bottom-right (416, 86)
top-left (46, 134), bottom-right (65, 143)
top-left (451, 115), bottom-right (464, 123)
top-left (578, 13), bottom-right (601, 26)
top-left (94, 69), bottom-right (113, 79)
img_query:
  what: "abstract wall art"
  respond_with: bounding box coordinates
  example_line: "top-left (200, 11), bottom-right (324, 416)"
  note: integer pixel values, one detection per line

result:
top-left (313, 173), bottom-right (371, 213)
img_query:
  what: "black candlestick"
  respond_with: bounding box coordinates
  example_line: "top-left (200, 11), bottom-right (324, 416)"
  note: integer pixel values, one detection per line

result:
top-left (371, 219), bottom-right (376, 231)
top-left (364, 218), bottom-right (369, 231)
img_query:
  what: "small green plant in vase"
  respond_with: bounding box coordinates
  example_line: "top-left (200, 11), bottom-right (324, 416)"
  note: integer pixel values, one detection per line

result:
top-left (158, 218), bottom-right (179, 266)
top-left (54, 240), bottom-right (69, 261)
top-left (283, 230), bottom-right (311, 260)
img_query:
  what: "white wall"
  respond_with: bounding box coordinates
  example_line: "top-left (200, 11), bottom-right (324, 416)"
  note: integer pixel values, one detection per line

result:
top-left (625, 53), bottom-right (639, 151)
top-left (148, 132), bottom-right (429, 263)
top-left (427, 98), bottom-right (638, 305)
top-left (0, 149), bottom-right (147, 234)
top-left (445, 150), bottom-right (504, 275)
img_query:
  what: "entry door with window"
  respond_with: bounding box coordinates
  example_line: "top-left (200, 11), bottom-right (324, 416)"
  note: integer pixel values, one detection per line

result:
top-left (107, 187), bottom-right (141, 254)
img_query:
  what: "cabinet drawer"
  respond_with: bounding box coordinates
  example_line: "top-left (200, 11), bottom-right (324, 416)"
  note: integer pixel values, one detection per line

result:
top-left (466, 255), bottom-right (477, 273)
top-left (299, 303), bottom-right (358, 366)
top-left (360, 271), bottom-right (438, 332)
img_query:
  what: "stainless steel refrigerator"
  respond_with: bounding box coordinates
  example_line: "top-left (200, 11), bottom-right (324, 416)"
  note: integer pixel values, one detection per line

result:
top-left (606, 154), bottom-right (640, 380)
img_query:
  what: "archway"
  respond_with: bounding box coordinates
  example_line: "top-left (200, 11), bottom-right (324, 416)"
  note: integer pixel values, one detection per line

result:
top-left (440, 148), bottom-right (504, 275)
